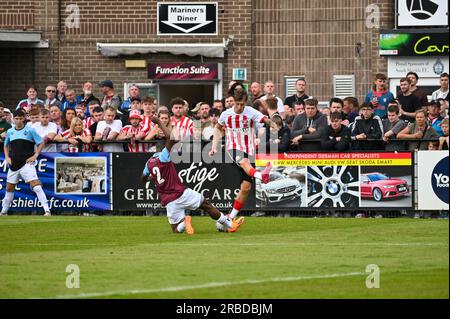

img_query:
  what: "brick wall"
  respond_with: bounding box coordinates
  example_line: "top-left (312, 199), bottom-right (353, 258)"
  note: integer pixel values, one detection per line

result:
top-left (253, 0), bottom-right (394, 102)
top-left (0, 0), bottom-right (393, 108)
top-left (0, 0), bottom-right (35, 30)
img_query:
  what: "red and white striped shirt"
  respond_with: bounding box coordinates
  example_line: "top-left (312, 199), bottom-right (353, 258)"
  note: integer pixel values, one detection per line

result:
top-left (218, 106), bottom-right (266, 155)
top-left (83, 117), bottom-right (95, 130)
top-left (120, 124), bottom-right (148, 152)
top-left (171, 115), bottom-right (193, 141)
top-left (141, 114), bottom-right (155, 152)
top-left (61, 128), bottom-right (92, 152)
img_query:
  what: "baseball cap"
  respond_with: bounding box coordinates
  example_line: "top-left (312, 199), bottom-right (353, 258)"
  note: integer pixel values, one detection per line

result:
top-left (99, 80), bottom-right (114, 89)
top-left (192, 102), bottom-right (205, 113)
top-left (129, 110), bottom-right (142, 121)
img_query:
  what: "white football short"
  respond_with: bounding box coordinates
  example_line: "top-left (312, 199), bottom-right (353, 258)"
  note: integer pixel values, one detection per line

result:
top-left (6, 163), bottom-right (39, 184)
top-left (166, 188), bottom-right (204, 225)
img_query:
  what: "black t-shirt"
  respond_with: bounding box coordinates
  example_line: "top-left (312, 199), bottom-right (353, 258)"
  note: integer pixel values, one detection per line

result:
top-left (397, 93), bottom-right (421, 122)
top-left (284, 94), bottom-right (309, 108)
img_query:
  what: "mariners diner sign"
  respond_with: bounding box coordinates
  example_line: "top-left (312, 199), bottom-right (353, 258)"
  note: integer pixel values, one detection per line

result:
top-left (148, 63), bottom-right (219, 80)
top-left (157, 2), bottom-right (218, 35)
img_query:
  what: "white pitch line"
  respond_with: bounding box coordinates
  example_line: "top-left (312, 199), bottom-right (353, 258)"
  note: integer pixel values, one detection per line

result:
top-left (53, 271), bottom-right (364, 299)
top-left (7, 242), bottom-right (448, 247)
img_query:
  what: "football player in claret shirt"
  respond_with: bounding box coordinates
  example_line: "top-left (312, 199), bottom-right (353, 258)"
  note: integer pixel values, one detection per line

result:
top-left (1, 109), bottom-right (51, 216)
top-left (209, 91), bottom-right (273, 221)
top-left (141, 116), bottom-right (243, 235)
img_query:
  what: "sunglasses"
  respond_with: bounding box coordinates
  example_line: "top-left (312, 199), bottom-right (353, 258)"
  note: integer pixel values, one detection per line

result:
top-left (46, 90), bottom-right (56, 92)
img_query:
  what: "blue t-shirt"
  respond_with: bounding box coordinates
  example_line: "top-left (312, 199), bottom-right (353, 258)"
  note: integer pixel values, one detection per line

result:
top-left (364, 90), bottom-right (395, 119)
top-left (4, 125), bottom-right (43, 171)
top-left (62, 96), bottom-right (82, 111)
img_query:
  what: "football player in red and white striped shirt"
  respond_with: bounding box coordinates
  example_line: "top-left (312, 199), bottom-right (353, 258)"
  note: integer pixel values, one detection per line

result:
top-left (117, 110), bottom-right (148, 152)
top-left (209, 91), bottom-right (273, 221)
top-left (54, 117), bottom-right (92, 152)
top-left (170, 97), bottom-right (193, 142)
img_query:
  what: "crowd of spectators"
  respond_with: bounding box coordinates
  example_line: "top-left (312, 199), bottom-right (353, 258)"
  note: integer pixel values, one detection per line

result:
top-left (0, 71), bottom-right (448, 153)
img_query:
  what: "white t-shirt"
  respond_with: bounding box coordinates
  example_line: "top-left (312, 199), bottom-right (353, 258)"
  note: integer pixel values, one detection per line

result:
top-left (32, 122), bottom-right (58, 152)
top-left (96, 120), bottom-right (123, 152)
top-left (260, 95), bottom-right (285, 114)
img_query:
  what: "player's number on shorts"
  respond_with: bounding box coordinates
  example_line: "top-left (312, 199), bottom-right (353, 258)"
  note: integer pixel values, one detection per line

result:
top-left (152, 167), bottom-right (165, 185)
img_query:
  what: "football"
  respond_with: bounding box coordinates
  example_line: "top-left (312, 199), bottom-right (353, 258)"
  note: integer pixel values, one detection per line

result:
top-left (215, 221), bottom-right (227, 232)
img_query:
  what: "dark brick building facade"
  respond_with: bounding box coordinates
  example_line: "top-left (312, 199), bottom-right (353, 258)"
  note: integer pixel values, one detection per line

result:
top-left (0, 0), bottom-right (394, 109)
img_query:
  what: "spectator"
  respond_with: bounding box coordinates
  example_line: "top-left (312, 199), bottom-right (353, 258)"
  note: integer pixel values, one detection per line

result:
top-left (182, 99), bottom-right (190, 116)
top-left (117, 110), bottom-right (148, 152)
top-left (291, 98), bottom-right (328, 151)
top-left (260, 80), bottom-right (285, 118)
top-left (61, 108), bottom-right (76, 132)
top-left (120, 84), bottom-right (140, 114)
top-left (75, 103), bottom-right (87, 121)
top-left (94, 106), bottom-right (123, 152)
top-left (141, 96), bottom-right (157, 136)
top-left (32, 109), bottom-right (58, 152)
top-left (99, 80), bottom-right (122, 112)
top-left (249, 82), bottom-right (264, 104)
top-left (364, 73), bottom-right (394, 119)
top-left (285, 115), bottom-right (295, 130)
top-left (438, 118), bottom-right (449, 150)
top-left (62, 89), bottom-right (82, 111)
top-left (407, 72), bottom-right (428, 106)
top-left (263, 114), bottom-right (290, 153)
top-left (84, 98), bottom-right (102, 129)
top-left (351, 103), bottom-right (383, 150)
top-left (55, 117), bottom-right (92, 152)
top-left (170, 97), bottom-right (193, 142)
top-left (145, 108), bottom-right (171, 151)
top-left (382, 104), bottom-right (407, 151)
top-left (437, 98), bottom-right (449, 118)
top-left (329, 98), bottom-right (350, 126)
top-left (431, 73), bottom-right (449, 101)
top-left (428, 141), bottom-right (439, 150)
top-left (26, 108), bottom-right (41, 126)
top-left (121, 97), bottom-right (142, 126)
top-left (265, 97), bottom-right (280, 118)
top-left (43, 85), bottom-right (61, 108)
top-left (342, 97), bottom-right (360, 123)
top-left (252, 99), bottom-right (268, 116)
top-left (212, 99), bottom-right (224, 114)
top-left (427, 101), bottom-right (445, 136)
top-left (78, 82), bottom-right (97, 112)
top-left (209, 108), bottom-right (221, 128)
top-left (56, 81), bottom-right (68, 104)
top-left (397, 77), bottom-right (422, 123)
top-left (320, 111), bottom-right (351, 151)
top-left (190, 102), bottom-right (203, 121)
top-left (49, 104), bottom-right (63, 130)
top-left (198, 102), bottom-right (214, 140)
top-left (17, 86), bottom-right (44, 112)
top-left (293, 102), bottom-right (305, 116)
top-left (284, 78), bottom-right (309, 111)
top-left (3, 108), bottom-right (13, 125)
top-left (224, 94), bottom-right (235, 109)
top-left (320, 106), bottom-right (331, 125)
top-left (86, 106), bottom-right (104, 152)
top-left (0, 102), bottom-right (12, 148)
top-left (397, 109), bottom-right (439, 151)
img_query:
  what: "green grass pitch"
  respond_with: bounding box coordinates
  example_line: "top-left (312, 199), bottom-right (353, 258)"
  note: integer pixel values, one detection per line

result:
top-left (0, 216), bottom-right (448, 299)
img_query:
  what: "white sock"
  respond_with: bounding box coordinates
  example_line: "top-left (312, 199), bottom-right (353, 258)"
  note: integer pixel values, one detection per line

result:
top-left (33, 185), bottom-right (50, 212)
top-left (176, 221), bottom-right (186, 233)
top-left (230, 209), bottom-right (240, 219)
top-left (254, 172), bottom-right (262, 181)
top-left (1, 191), bottom-right (14, 214)
top-left (217, 213), bottom-right (233, 228)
